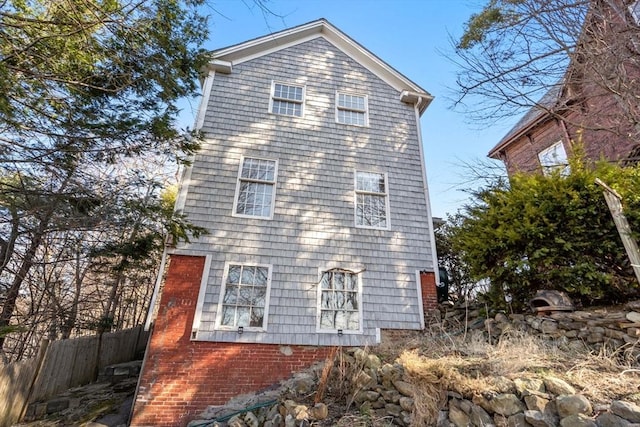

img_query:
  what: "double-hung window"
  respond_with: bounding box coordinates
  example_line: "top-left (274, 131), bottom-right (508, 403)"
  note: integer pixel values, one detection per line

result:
top-left (270, 82), bottom-right (304, 117)
top-left (336, 92), bottom-right (368, 126)
top-left (317, 269), bottom-right (362, 332)
top-left (233, 157), bottom-right (277, 219)
top-left (216, 263), bottom-right (272, 331)
top-left (355, 171), bottom-right (389, 229)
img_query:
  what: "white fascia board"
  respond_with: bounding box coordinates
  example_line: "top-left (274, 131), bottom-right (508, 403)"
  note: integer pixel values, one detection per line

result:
top-left (210, 19), bottom-right (432, 108)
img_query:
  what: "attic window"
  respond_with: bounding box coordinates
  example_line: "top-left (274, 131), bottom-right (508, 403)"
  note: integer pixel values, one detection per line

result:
top-left (538, 141), bottom-right (569, 176)
top-left (270, 82), bottom-right (304, 117)
top-left (336, 92), bottom-right (368, 126)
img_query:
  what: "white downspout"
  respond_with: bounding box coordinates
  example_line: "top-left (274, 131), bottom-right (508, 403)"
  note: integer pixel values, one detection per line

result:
top-left (414, 97), bottom-right (440, 287)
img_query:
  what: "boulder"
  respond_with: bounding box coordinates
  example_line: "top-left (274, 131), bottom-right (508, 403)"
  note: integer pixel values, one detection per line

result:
top-left (525, 395), bottom-right (550, 412)
top-left (309, 403), bottom-right (328, 420)
top-left (595, 412), bottom-right (632, 427)
top-left (556, 395), bottom-right (592, 418)
top-left (611, 400), bottom-right (640, 423)
top-left (471, 403), bottom-right (495, 426)
top-left (514, 378), bottom-right (546, 396)
top-left (559, 414), bottom-right (597, 427)
top-left (449, 405), bottom-right (471, 427)
top-left (491, 394), bottom-right (526, 416)
top-left (399, 397), bottom-right (414, 412)
top-left (507, 412), bottom-right (532, 426)
top-left (393, 380), bottom-right (415, 397)
top-left (543, 377), bottom-right (576, 396)
top-left (524, 410), bottom-right (554, 427)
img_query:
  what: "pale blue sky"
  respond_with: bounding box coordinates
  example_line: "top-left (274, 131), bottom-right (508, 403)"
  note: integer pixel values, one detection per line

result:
top-left (180, 0), bottom-right (518, 218)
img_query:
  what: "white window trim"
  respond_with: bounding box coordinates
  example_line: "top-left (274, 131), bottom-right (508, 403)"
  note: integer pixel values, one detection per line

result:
top-left (335, 91), bottom-right (369, 127)
top-left (190, 254), bottom-right (213, 339)
top-left (630, 0), bottom-right (640, 25)
top-left (537, 141), bottom-right (569, 176)
top-left (268, 81), bottom-right (305, 117)
top-left (315, 267), bottom-right (364, 334)
top-left (214, 261), bottom-right (273, 332)
top-left (354, 170), bottom-right (391, 230)
top-left (232, 156), bottom-right (278, 220)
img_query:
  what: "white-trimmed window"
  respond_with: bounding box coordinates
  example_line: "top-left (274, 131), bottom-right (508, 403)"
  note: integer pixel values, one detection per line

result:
top-left (630, 0), bottom-right (640, 24)
top-left (336, 92), bottom-right (368, 126)
top-left (233, 157), bottom-right (277, 219)
top-left (216, 263), bottom-right (272, 331)
top-left (270, 82), bottom-right (304, 117)
top-left (317, 268), bottom-right (362, 333)
top-left (355, 171), bottom-right (389, 229)
top-left (538, 141), bottom-right (569, 176)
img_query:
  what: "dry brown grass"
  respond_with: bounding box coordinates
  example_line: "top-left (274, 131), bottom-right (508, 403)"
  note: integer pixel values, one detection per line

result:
top-left (384, 326), bottom-right (640, 424)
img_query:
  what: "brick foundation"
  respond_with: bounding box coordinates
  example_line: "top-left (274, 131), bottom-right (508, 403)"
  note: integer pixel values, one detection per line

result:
top-left (420, 271), bottom-right (438, 316)
top-left (130, 255), bottom-right (334, 427)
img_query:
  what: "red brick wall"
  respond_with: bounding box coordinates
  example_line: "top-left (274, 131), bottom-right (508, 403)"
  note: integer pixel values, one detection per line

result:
top-left (420, 271), bottom-right (437, 314)
top-left (130, 255), bottom-right (334, 427)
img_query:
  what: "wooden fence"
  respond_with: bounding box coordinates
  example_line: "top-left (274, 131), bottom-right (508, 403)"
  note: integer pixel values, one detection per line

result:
top-left (0, 325), bottom-right (148, 427)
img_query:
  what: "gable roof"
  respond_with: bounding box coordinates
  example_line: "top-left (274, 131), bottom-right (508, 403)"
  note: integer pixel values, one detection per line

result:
top-left (206, 19), bottom-right (433, 115)
top-left (487, 83), bottom-right (564, 158)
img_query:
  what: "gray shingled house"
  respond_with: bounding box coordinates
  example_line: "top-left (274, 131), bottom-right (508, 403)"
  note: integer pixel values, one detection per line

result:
top-left (132, 18), bottom-right (438, 426)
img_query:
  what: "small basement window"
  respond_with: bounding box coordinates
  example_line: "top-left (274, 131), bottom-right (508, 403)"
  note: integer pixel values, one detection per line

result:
top-left (317, 268), bottom-right (362, 333)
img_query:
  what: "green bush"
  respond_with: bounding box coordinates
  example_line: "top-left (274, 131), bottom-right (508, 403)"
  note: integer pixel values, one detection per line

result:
top-left (450, 155), bottom-right (640, 311)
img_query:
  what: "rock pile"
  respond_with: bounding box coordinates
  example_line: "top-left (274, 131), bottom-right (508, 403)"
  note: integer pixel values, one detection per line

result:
top-left (440, 301), bottom-right (640, 360)
top-left (440, 376), bottom-right (640, 426)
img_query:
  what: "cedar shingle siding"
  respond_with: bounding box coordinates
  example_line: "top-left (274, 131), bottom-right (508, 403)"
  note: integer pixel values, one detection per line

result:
top-left (174, 36), bottom-right (432, 347)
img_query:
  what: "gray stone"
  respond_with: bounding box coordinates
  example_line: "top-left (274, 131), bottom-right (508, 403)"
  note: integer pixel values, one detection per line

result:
top-left (372, 397), bottom-right (386, 409)
top-left (399, 396), bottom-right (414, 412)
top-left (227, 415), bottom-right (247, 427)
top-left (491, 394), bottom-right (526, 416)
top-left (508, 413), bottom-right (533, 427)
top-left (437, 410), bottom-right (450, 427)
top-left (401, 410), bottom-right (412, 426)
top-left (393, 380), bottom-right (414, 397)
top-left (514, 378), bottom-right (546, 396)
top-left (540, 320), bottom-right (558, 334)
top-left (525, 395), bottom-right (550, 412)
top-left (472, 394), bottom-right (494, 413)
top-left (309, 403), bottom-right (328, 420)
top-left (450, 405), bottom-right (472, 427)
top-left (471, 403), bottom-right (495, 426)
top-left (560, 414), bottom-right (597, 427)
top-left (366, 354), bottom-right (382, 370)
top-left (243, 411), bottom-right (259, 427)
top-left (459, 399), bottom-right (473, 414)
top-left (544, 377), bottom-right (576, 396)
top-left (385, 403), bottom-right (403, 417)
top-left (355, 390), bottom-right (380, 403)
top-left (626, 312), bottom-right (640, 323)
top-left (595, 412), bottom-right (631, 427)
top-left (556, 395), bottom-right (593, 418)
top-left (354, 370), bottom-right (376, 389)
top-left (284, 414), bottom-right (296, 427)
top-left (611, 401), bottom-right (640, 423)
top-left (293, 373), bottom-right (316, 395)
top-left (381, 389), bottom-right (401, 403)
top-left (493, 376), bottom-right (517, 394)
top-left (524, 410), bottom-right (554, 427)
